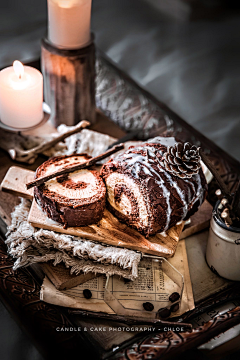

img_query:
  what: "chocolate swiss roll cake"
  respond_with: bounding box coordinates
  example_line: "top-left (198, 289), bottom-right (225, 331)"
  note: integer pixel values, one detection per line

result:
top-left (101, 137), bottom-right (207, 237)
top-left (34, 154), bottom-right (106, 227)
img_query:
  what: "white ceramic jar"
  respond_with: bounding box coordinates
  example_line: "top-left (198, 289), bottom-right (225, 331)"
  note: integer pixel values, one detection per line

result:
top-left (206, 201), bottom-right (240, 281)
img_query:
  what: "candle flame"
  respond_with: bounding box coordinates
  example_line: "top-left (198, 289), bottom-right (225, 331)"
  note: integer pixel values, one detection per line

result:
top-left (13, 60), bottom-right (24, 79)
top-left (58, 0), bottom-right (73, 8)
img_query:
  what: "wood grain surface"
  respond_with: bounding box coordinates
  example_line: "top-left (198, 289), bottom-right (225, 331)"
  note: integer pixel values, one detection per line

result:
top-left (1, 166), bottom-right (34, 200)
top-left (0, 162), bottom-right (212, 290)
top-left (180, 200), bottom-right (212, 239)
top-left (1, 166), bottom-right (183, 257)
top-left (2, 165), bottom-right (210, 258)
top-left (29, 198), bottom-right (183, 257)
top-left (41, 262), bottom-right (97, 290)
top-left (1, 165), bottom-right (212, 257)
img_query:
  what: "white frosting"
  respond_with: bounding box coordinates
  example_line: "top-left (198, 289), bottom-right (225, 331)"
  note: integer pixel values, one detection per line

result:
top-left (147, 136), bottom-right (176, 147)
top-left (158, 164), bottom-right (188, 220)
top-left (115, 146), bottom-right (172, 230)
top-left (185, 173), bottom-right (205, 210)
top-left (112, 140), bottom-right (203, 231)
top-left (176, 221), bottom-right (183, 225)
top-left (159, 231), bottom-right (167, 237)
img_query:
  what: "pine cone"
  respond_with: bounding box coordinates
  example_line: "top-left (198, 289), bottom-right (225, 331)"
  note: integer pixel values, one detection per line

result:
top-left (163, 142), bottom-right (201, 179)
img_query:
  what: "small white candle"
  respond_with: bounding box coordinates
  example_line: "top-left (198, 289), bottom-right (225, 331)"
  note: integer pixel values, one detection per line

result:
top-left (48, 0), bottom-right (92, 49)
top-left (0, 61), bottom-right (43, 129)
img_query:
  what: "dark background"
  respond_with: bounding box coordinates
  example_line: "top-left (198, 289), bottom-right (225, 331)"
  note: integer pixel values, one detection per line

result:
top-left (0, 0), bottom-right (240, 359)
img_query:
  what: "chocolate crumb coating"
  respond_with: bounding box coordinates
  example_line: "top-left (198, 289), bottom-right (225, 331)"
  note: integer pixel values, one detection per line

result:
top-left (34, 154), bottom-right (106, 227)
top-left (101, 138), bottom-right (207, 237)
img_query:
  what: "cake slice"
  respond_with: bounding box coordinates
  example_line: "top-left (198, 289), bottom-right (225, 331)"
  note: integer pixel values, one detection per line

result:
top-left (101, 138), bottom-right (207, 237)
top-left (34, 154), bottom-right (106, 227)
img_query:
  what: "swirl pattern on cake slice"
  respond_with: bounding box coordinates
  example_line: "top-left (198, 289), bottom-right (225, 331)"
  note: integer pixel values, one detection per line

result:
top-left (101, 138), bottom-right (207, 237)
top-left (34, 154), bottom-right (106, 227)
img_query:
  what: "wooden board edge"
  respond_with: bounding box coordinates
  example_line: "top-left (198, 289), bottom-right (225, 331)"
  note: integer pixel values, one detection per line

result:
top-left (40, 263), bottom-right (97, 290)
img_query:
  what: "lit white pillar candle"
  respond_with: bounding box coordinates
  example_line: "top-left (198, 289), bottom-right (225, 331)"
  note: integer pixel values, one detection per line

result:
top-left (0, 61), bottom-right (43, 128)
top-left (48, 0), bottom-right (92, 49)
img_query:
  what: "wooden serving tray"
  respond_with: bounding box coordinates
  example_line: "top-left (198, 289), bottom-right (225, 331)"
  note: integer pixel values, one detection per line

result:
top-left (0, 56), bottom-right (239, 360)
top-left (1, 166), bottom-right (212, 258)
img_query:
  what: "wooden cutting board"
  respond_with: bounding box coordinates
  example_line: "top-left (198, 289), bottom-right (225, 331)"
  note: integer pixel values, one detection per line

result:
top-left (40, 262), bottom-right (97, 290)
top-left (1, 166), bottom-right (212, 258)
